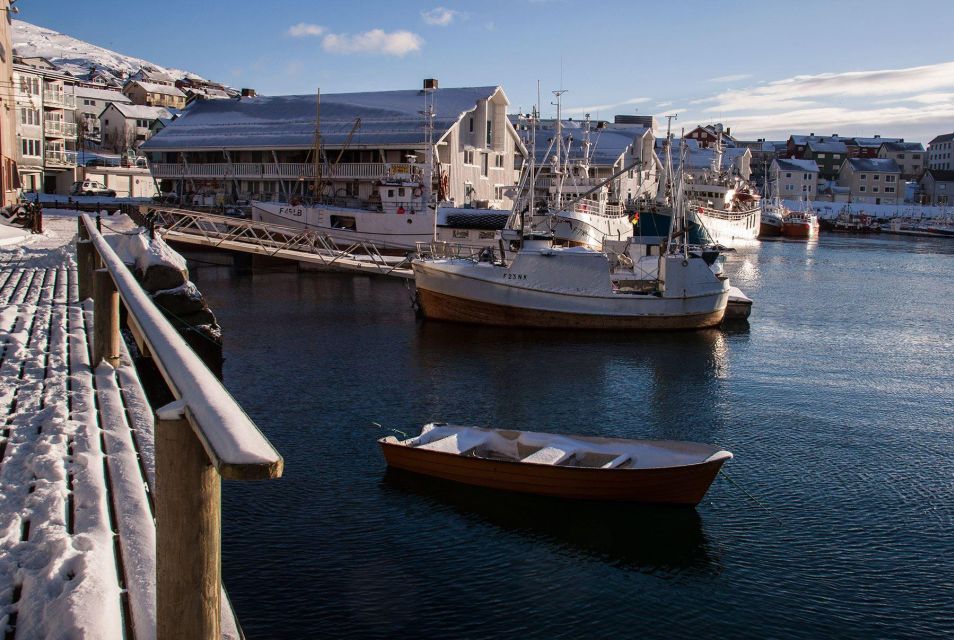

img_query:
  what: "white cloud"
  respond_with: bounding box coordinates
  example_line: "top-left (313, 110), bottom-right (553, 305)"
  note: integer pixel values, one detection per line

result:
top-left (321, 29), bottom-right (423, 56)
top-left (714, 104), bottom-right (954, 138)
top-left (876, 92), bottom-right (954, 105)
top-left (564, 97), bottom-right (650, 116)
top-left (707, 73), bottom-right (752, 83)
top-left (287, 23), bottom-right (326, 37)
top-left (656, 101), bottom-right (673, 108)
top-left (698, 60), bottom-right (954, 113)
top-left (421, 7), bottom-right (458, 26)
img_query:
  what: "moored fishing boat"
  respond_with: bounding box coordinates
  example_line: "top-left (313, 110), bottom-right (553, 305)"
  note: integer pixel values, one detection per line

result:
top-left (379, 423), bottom-right (732, 505)
top-left (781, 208), bottom-right (819, 238)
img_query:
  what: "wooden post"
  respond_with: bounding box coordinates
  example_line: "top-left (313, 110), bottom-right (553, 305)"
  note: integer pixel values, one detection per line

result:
top-left (76, 240), bottom-right (95, 301)
top-left (156, 403), bottom-right (221, 640)
top-left (92, 269), bottom-right (121, 367)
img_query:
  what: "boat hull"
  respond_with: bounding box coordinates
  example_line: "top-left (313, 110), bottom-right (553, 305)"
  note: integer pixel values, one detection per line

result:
top-left (781, 221), bottom-right (819, 238)
top-left (379, 440), bottom-right (727, 505)
top-left (416, 287), bottom-right (725, 330)
top-left (533, 210), bottom-right (633, 249)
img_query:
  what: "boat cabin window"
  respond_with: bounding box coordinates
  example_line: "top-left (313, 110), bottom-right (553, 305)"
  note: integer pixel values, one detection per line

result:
top-left (387, 189), bottom-right (394, 198)
top-left (330, 215), bottom-right (357, 230)
top-left (453, 230), bottom-right (469, 239)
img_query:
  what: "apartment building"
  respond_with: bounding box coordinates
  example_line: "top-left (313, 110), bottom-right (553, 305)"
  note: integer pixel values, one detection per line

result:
top-left (876, 142), bottom-right (925, 180)
top-left (13, 60), bottom-right (79, 193)
top-left (837, 158), bottom-right (902, 205)
top-left (926, 132), bottom-right (953, 171)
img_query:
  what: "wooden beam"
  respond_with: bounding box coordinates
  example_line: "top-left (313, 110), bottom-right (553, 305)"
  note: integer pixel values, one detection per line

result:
top-left (156, 402), bottom-right (221, 640)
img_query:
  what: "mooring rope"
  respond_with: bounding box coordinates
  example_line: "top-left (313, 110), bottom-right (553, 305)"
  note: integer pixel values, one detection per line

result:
top-left (719, 469), bottom-right (782, 524)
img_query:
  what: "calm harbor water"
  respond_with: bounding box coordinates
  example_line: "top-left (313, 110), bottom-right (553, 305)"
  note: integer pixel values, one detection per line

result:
top-left (189, 234), bottom-right (954, 639)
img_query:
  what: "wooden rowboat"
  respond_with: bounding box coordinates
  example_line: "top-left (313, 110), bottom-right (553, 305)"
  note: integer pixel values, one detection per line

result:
top-left (379, 423), bottom-right (732, 506)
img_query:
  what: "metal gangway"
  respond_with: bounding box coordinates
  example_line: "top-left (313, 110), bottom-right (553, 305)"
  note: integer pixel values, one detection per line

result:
top-left (142, 206), bottom-right (415, 279)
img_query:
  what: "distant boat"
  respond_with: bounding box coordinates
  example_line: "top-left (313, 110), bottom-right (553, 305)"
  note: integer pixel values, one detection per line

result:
top-left (781, 208), bottom-right (819, 239)
top-left (379, 423), bottom-right (732, 505)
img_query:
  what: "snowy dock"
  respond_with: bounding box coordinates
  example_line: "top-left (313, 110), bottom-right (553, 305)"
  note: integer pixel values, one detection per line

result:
top-left (0, 211), bottom-right (283, 639)
top-left (145, 206), bottom-right (415, 278)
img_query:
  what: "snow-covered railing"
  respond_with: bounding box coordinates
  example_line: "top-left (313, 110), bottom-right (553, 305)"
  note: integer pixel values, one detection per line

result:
top-left (77, 214), bottom-right (284, 640)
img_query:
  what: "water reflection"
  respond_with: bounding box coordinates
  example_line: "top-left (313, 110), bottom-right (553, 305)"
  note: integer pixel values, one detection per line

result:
top-left (382, 469), bottom-right (720, 576)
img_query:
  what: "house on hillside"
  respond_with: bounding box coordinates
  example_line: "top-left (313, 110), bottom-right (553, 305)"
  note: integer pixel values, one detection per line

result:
top-left (849, 136), bottom-right (902, 158)
top-left (917, 169), bottom-right (954, 205)
top-left (770, 158), bottom-right (819, 199)
top-left (802, 140), bottom-right (847, 181)
top-left (685, 124), bottom-right (736, 149)
top-left (837, 158), bottom-right (902, 205)
top-left (926, 132), bottom-right (953, 171)
top-left (877, 142), bottom-right (925, 180)
top-left (141, 83), bottom-right (526, 207)
top-left (129, 67), bottom-right (175, 86)
top-left (74, 86), bottom-right (131, 141)
top-left (122, 80), bottom-right (186, 110)
top-left (99, 103), bottom-right (172, 152)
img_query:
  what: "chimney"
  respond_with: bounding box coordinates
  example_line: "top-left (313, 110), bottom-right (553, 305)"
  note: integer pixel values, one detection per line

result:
top-left (423, 78), bottom-right (438, 91)
top-left (726, 127), bottom-right (731, 136)
top-left (241, 88), bottom-right (257, 97)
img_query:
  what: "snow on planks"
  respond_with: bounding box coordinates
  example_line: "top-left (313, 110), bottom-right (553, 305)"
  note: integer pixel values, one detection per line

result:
top-left (0, 266), bottom-right (239, 639)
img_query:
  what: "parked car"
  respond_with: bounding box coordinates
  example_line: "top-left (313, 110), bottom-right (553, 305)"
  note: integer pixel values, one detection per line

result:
top-left (85, 158), bottom-right (113, 167)
top-left (70, 180), bottom-right (117, 197)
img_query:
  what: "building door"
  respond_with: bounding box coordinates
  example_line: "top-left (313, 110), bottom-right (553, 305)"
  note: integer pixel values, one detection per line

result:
top-left (875, 198), bottom-right (881, 205)
top-left (43, 174), bottom-right (58, 194)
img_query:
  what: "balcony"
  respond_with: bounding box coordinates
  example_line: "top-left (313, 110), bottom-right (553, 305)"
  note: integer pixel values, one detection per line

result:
top-left (44, 120), bottom-right (78, 138)
top-left (45, 148), bottom-right (78, 167)
top-left (149, 161), bottom-right (392, 181)
top-left (44, 91), bottom-right (76, 109)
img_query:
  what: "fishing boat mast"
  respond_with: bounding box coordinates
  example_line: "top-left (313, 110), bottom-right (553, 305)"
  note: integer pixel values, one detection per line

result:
top-left (552, 89), bottom-right (567, 210)
top-left (423, 79), bottom-right (437, 239)
top-left (313, 89), bottom-right (322, 201)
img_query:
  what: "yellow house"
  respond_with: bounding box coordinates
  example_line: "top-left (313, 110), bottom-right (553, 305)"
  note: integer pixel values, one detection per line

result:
top-left (122, 80), bottom-right (186, 110)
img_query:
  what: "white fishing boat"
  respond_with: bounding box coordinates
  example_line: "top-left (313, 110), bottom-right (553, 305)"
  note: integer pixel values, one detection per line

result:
top-left (412, 135), bottom-right (731, 330)
top-left (529, 111), bottom-right (634, 249)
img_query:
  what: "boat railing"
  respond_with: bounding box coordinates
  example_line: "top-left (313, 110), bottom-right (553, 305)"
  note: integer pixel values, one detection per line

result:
top-left (415, 241), bottom-right (486, 261)
top-left (570, 199), bottom-right (627, 219)
top-left (692, 204), bottom-right (760, 222)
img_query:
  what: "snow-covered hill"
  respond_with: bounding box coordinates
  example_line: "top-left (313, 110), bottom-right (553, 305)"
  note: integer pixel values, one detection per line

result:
top-left (11, 19), bottom-right (206, 83)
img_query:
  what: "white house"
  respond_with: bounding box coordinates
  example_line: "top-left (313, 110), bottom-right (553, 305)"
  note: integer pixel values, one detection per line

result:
top-left (770, 158), bottom-right (819, 199)
top-left (74, 86), bottom-right (131, 140)
top-left (99, 103), bottom-right (172, 152)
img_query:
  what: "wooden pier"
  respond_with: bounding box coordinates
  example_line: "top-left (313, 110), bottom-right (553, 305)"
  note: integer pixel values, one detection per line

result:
top-left (0, 211), bottom-right (283, 639)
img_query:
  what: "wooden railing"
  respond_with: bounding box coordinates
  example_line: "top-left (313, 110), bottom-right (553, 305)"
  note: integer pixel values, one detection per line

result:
top-left (76, 214), bottom-right (284, 640)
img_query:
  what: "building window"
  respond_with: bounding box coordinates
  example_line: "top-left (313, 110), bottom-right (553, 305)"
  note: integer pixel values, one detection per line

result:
top-left (873, 187), bottom-right (879, 192)
top-left (494, 154), bottom-right (504, 168)
top-left (886, 175), bottom-right (896, 183)
top-left (464, 150), bottom-right (475, 165)
top-left (785, 172), bottom-right (791, 178)
top-left (859, 186), bottom-right (866, 192)
top-left (494, 185), bottom-right (505, 200)
top-left (486, 119), bottom-right (492, 146)
top-left (898, 153), bottom-right (905, 159)
top-left (859, 174), bottom-right (866, 180)
top-left (885, 187), bottom-right (895, 193)
top-left (19, 108), bottom-right (39, 125)
top-left (21, 139), bottom-right (41, 156)
top-left (469, 117), bottom-right (474, 133)
top-left (481, 153), bottom-right (489, 177)
top-left (817, 153), bottom-right (826, 159)
top-left (912, 154), bottom-right (921, 159)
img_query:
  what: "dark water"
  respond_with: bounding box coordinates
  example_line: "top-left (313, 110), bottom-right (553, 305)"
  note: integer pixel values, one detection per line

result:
top-left (189, 235), bottom-right (954, 639)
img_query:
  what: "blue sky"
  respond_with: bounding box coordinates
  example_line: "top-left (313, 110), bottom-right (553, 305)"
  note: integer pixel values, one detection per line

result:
top-left (20, 0), bottom-right (954, 142)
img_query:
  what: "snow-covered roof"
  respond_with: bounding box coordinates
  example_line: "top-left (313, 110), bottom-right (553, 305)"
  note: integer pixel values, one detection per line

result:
top-left (929, 132), bottom-right (954, 145)
top-left (142, 86), bottom-right (506, 151)
top-left (879, 141), bottom-right (923, 153)
top-left (75, 85), bottom-right (131, 103)
top-left (846, 158), bottom-right (900, 173)
top-left (127, 81), bottom-right (186, 98)
top-left (513, 120), bottom-right (651, 166)
top-left (852, 136), bottom-right (901, 147)
top-left (923, 169), bottom-right (954, 182)
top-left (774, 158), bottom-right (819, 173)
top-left (789, 134), bottom-right (847, 146)
top-left (104, 103), bottom-right (172, 120)
top-left (806, 140), bottom-right (847, 153)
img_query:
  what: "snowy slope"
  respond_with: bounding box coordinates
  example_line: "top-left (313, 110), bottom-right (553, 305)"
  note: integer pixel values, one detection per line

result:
top-left (12, 19), bottom-right (206, 82)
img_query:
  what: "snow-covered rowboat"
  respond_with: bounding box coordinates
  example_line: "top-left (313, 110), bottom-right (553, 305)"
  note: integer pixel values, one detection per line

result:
top-left (379, 424), bottom-right (732, 505)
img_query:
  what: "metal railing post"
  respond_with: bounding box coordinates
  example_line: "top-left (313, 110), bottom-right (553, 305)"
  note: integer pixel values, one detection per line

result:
top-left (156, 402), bottom-right (221, 640)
